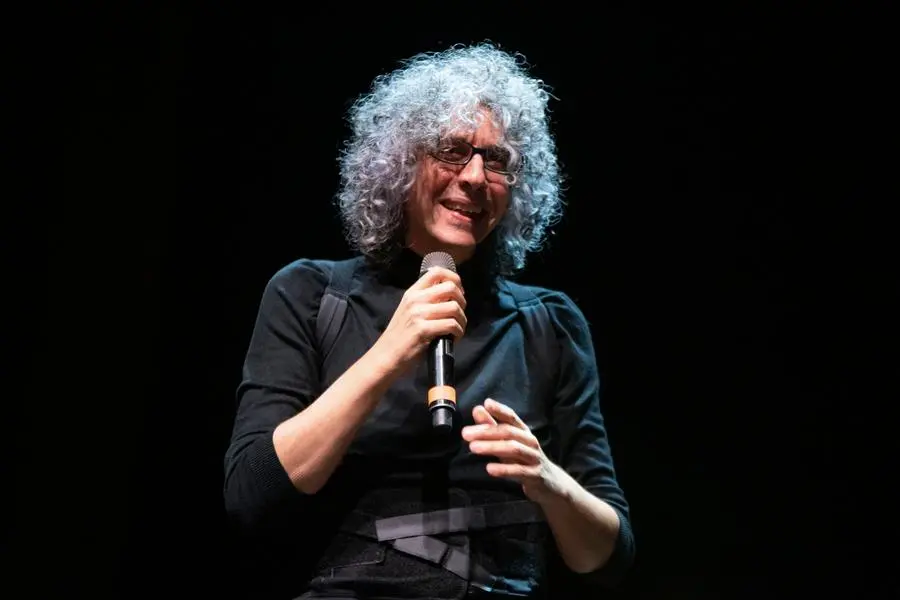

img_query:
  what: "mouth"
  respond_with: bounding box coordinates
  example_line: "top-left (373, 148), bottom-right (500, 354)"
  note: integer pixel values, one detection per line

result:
top-left (439, 200), bottom-right (484, 223)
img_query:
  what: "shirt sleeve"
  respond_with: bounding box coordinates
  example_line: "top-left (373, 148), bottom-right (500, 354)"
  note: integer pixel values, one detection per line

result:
top-left (543, 290), bottom-right (636, 587)
top-left (222, 259), bottom-right (329, 535)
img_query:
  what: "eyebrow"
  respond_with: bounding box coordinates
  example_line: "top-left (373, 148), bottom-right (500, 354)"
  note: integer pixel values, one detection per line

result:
top-left (443, 137), bottom-right (506, 152)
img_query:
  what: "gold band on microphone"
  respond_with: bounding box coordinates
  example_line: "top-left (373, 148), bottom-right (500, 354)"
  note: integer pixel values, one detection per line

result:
top-left (427, 385), bottom-right (456, 405)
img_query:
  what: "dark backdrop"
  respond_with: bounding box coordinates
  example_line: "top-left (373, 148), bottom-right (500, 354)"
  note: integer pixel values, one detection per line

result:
top-left (19, 4), bottom-right (893, 598)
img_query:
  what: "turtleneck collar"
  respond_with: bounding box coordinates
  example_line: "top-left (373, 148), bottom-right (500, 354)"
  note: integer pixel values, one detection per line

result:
top-left (365, 244), bottom-right (501, 307)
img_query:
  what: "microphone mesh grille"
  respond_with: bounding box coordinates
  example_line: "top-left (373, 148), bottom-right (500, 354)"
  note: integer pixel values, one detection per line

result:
top-left (419, 251), bottom-right (457, 276)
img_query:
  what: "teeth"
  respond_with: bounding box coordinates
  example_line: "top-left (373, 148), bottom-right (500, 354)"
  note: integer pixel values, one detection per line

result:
top-left (443, 202), bottom-right (482, 215)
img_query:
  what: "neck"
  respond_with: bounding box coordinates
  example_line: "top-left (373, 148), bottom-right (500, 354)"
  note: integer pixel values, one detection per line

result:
top-left (404, 241), bottom-right (474, 269)
top-left (370, 243), bottom-right (500, 299)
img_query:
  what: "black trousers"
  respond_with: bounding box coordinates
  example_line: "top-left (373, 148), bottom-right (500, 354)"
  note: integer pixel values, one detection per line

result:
top-left (293, 584), bottom-right (505, 599)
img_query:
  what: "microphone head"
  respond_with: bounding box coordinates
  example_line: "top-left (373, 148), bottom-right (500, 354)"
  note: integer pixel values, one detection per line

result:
top-left (419, 251), bottom-right (457, 276)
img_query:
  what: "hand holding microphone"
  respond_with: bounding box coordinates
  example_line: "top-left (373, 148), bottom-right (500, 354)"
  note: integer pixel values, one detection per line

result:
top-left (374, 253), bottom-right (466, 421)
top-left (418, 252), bottom-right (459, 432)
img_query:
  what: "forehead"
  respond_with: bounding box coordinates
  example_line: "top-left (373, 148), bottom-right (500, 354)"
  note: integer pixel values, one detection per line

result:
top-left (442, 117), bottom-right (504, 147)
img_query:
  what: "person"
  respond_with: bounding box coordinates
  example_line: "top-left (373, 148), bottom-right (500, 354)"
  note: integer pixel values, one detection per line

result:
top-left (223, 43), bottom-right (635, 599)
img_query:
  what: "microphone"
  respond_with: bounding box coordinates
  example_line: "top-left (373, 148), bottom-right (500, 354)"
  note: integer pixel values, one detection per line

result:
top-left (419, 251), bottom-right (458, 433)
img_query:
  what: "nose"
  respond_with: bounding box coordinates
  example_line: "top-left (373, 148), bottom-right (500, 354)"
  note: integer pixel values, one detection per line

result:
top-left (457, 153), bottom-right (487, 189)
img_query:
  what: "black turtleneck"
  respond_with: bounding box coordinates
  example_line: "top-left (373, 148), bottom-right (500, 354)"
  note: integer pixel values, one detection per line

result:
top-left (365, 246), bottom-right (500, 330)
top-left (222, 249), bottom-right (635, 598)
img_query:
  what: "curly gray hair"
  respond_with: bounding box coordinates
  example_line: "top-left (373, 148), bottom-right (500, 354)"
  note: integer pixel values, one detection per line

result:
top-left (336, 42), bottom-right (564, 275)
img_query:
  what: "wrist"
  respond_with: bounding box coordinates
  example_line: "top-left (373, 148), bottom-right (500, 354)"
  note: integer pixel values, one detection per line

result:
top-left (535, 462), bottom-right (576, 508)
top-left (361, 341), bottom-right (404, 389)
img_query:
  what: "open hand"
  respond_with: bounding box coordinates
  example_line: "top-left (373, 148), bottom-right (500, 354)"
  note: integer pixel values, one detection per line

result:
top-left (462, 398), bottom-right (566, 504)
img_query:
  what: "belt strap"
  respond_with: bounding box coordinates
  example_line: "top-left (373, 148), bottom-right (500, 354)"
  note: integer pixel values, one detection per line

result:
top-left (384, 535), bottom-right (513, 592)
top-left (338, 500), bottom-right (545, 591)
top-left (390, 535), bottom-right (471, 580)
top-left (374, 500), bottom-right (544, 541)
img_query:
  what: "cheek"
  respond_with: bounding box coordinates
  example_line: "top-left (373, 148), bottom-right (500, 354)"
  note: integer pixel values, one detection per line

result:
top-left (413, 167), bottom-right (451, 208)
top-left (491, 189), bottom-right (511, 221)
top-left (408, 171), bottom-right (435, 214)
top-left (431, 169), bottom-right (455, 194)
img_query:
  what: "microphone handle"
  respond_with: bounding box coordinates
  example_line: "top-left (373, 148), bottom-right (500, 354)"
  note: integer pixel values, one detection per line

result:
top-left (427, 336), bottom-right (456, 431)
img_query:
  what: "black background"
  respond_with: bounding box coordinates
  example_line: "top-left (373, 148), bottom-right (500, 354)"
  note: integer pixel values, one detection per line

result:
top-left (16, 4), bottom-right (895, 598)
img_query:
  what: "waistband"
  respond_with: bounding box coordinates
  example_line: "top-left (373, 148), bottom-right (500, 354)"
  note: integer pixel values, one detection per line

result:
top-left (333, 500), bottom-right (546, 594)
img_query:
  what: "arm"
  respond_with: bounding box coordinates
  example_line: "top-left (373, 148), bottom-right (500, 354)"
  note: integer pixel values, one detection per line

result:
top-left (224, 261), bottom-right (466, 531)
top-left (463, 292), bottom-right (635, 584)
top-left (541, 291), bottom-right (635, 582)
top-left (271, 345), bottom-right (396, 494)
top-left (223, 260), bottom-right (331, 532)
top-left (533, 461), bottom-right (622, 573)
top-left (465, 400), bottom-right (626, 575)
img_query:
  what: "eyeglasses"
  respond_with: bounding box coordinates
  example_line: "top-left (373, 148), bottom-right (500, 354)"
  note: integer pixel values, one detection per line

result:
top-left (430, 139), bottom-right (519, 176)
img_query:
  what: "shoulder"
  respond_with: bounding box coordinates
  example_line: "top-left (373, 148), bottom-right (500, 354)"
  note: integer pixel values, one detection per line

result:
top-left (266, 258), bottom-right (328, 293)
top-left (267, 256), bottom-right (363, 294)
top-left (256, 257), bottom-right (366, 319)
top-left (501, 279), bottom-right (591, 330)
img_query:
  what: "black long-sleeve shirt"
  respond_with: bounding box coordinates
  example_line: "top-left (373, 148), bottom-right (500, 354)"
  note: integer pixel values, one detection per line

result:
top-left (223, 248), bottom-right (634, 598)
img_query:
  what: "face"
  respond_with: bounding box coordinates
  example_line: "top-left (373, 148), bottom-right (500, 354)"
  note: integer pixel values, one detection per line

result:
top-left (404, 112), bottom-right (512, 265)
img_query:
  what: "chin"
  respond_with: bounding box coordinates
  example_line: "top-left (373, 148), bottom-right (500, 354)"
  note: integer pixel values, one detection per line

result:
top-left (432, 227), bottom-right (480, 251)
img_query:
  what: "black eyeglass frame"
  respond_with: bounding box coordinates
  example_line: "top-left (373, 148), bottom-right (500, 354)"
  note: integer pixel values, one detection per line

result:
top-left (429, 139), bottom-right (523, 180)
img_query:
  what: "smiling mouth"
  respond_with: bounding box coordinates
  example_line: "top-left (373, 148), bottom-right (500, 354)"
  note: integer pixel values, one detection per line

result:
top-left (440, 200), bottom-right (484, 219)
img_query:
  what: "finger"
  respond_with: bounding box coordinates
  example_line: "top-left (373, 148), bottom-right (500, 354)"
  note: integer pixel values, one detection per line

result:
top-left (462, 424), bottom-right (538, 447)
top-left (485, 462), bottom-right (540, 480)
top-left (484, 398), bottom-right (528, 430)
top-left (423, 318), bottom-right (465, 343)
top-left (416, 301), bottom-right (466, 341)
top-left (420, 280), bottom-right (466, 309)
top-left (413, 267), bottom-right (463, 292)
top-left (424, 300), bottom-right (467, 327)
top-left (469, 440), bottom-right (541, 464)
top-left (470, 405), bottom-right (498, 428)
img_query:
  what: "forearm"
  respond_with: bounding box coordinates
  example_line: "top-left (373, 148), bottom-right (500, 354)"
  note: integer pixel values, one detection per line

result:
top-left (539, 463), bottom-right (621, 574)
top-left (272, 346), bottom-right (397, 494)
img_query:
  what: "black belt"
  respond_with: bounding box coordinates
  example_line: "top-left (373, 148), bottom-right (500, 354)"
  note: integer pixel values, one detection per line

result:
top-left (338, 500), bottom-right (545, 595)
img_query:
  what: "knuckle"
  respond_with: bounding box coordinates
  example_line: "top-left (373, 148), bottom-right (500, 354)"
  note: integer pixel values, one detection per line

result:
top-left (406, 290), bottom-right (424, 305)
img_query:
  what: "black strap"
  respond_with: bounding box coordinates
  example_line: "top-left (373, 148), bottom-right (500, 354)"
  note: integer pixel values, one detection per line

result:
top-left (374, 500), bottom-right (545, 541)
top-left (386, 535), bottom-right (533, 594)
top-left (390, 535), bottom-right (472, 580)
top-left (338, 501), bottom-right (545, 585)
top-left (315, 258), bottom-right (358, 362)
top-left (339, 510), bottom-right (472, 579)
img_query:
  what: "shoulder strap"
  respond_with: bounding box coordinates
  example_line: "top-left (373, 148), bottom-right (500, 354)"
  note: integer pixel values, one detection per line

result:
top-left (502, 280), bottom-right (557, 373)
top-left (315, 257), bottom-right (358, 362)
